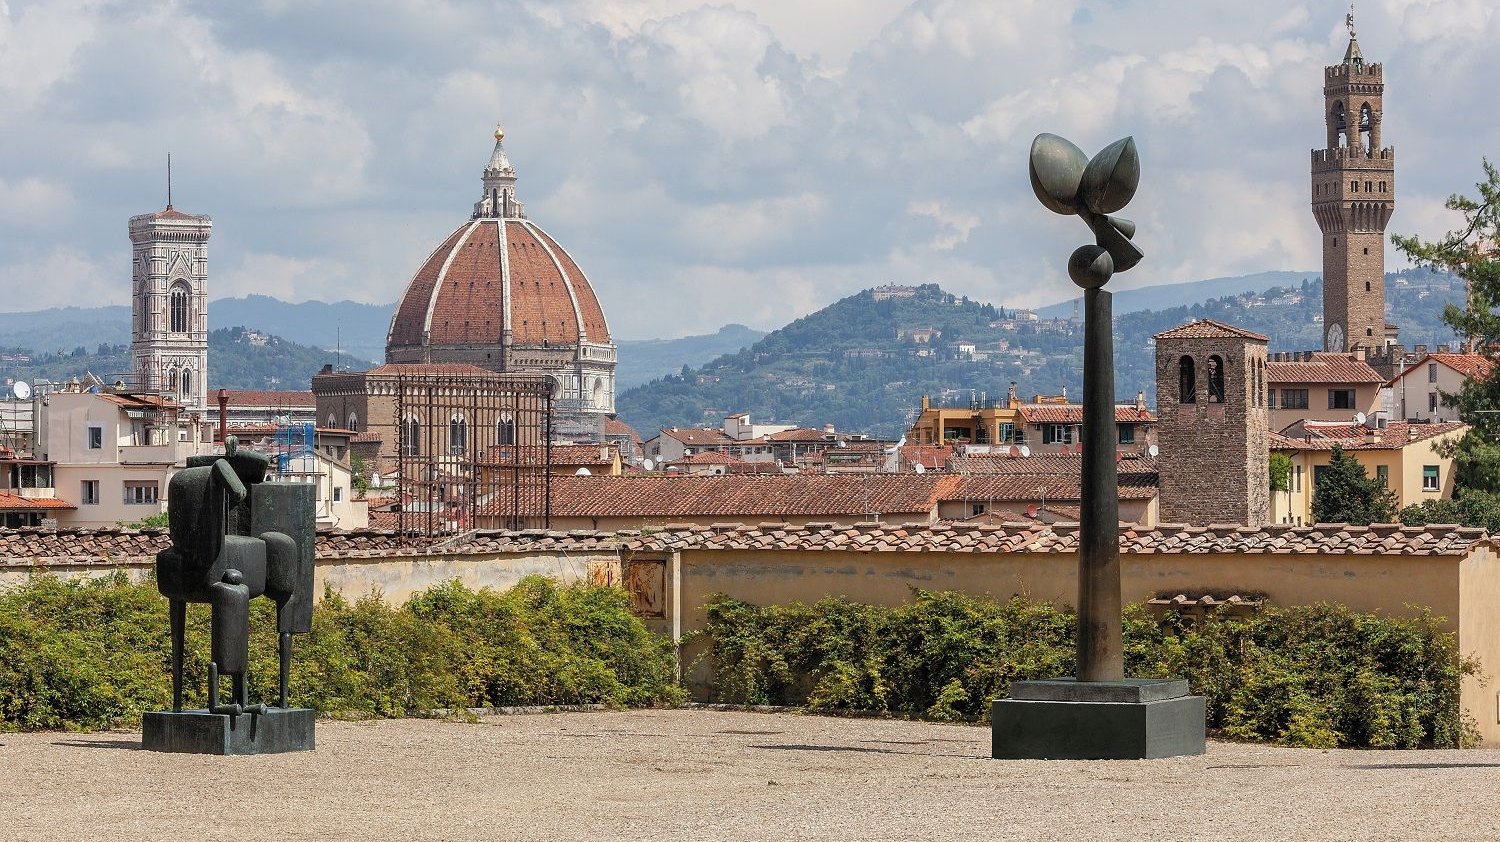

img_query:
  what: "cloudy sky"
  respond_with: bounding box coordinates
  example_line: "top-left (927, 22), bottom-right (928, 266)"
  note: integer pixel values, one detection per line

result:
top-left (1, 0), bottom-right (1496, 339)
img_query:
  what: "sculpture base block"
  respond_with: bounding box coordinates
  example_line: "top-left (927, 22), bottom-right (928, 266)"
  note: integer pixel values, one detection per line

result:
top-left (991, 678), bottom-right (1204, 760)
top-left (142, 708), bottom-right (315, 755)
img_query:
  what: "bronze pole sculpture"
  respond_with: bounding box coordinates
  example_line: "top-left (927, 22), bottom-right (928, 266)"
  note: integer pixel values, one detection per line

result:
top-left (991, 134), bottom-right (1205, 759)
top-left (1028, 133), bottom-right (1141, 681)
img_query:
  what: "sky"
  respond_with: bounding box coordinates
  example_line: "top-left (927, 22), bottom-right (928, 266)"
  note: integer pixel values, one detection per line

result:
top-left (0, 0), bottom-right (1496, 340)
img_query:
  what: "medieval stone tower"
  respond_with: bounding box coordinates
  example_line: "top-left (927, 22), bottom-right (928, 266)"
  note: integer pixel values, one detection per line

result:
top-left (129, 196), bottom-right (212, 414)
top-left (1154, 320), bottom-right (1270, 527)
top-left (1312, 15), bottom-right (1395, 354)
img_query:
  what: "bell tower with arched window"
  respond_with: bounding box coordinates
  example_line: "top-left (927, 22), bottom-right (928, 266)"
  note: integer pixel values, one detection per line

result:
top-left (1312, 11), bottom-right (1395, 354)
top-left (1154, 319), bottom-right (1270, 527)
top-left (128, 194), bottom-right (211, 414)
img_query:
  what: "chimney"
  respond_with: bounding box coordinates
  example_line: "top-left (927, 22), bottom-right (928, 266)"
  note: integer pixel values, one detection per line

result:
top-left (1135, 390), bottom-right (1146, 411)
top-left (1415, 344), bottom-right (1428, 356)
top-left (1437, 343), bottom-right (1451, 354)
top-left (318, 364), bottom-right (334, 375)
top-left (1061, 385), bottom-right (1068, 400)
top-left (823, 423), bottom-right (836, 435)
top-left (1007, 381), bottom-right (1018, 406)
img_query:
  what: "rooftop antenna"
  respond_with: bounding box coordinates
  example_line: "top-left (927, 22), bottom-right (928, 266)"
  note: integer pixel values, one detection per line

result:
top-left (166, 153), bottom-right (173, 209)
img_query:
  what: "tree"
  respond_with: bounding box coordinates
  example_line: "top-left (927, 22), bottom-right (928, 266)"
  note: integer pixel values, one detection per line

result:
top-left (1311, 445), bottom-right (1396, 525)
top-left (1269, 453), bottom-right (1293, 492)
top-left (1393, 159), bottom-right (1500, 493)
top-left (1399, 490), bottom-right (1500, 531)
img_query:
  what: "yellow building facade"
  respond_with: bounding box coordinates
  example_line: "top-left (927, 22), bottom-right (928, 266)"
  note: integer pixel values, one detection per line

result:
top-left (1270, 420), bottom-right (1464, 525)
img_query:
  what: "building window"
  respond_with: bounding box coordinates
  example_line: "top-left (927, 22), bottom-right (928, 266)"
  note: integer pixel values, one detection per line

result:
top-left (1365, 281), bottom-right (1371, 291)
top-left (1365, 181), bottom-right (1373, 192)
top-left (81, 480), bottom-right (99, 505)
top-left (998, 423), bottom-right (1016, 444)
top-left (347, 412), bottom-right (359, 431)
top-left (971, 503), bottom-right (986, 517)
top-left (1206, 355), bottom-right (1225, 403)
top-left (1380, 181), bottom-right (1387, 192)
top-left (1429, 363), bottom-right (1438, 383)
top-left (1375, 465), bottom-right (1389, 487)
top-left (1423, 465), bottom-right (1440, 492)
top-left (1281, 389), bottom-right (1309, 410)
top-left (333, 486), bottom-right (343, 502)
top-left (1117, 424), bottom-right (1135, 444)
top-left (181, 369), bottom-right (191, 399)
top-left (1350, 180), bottom-right (1358, 192)
top-left (1429, 393), bottom-right (1439, 413)
top-left (1042, 424), bottom-right (1076, 445)
top-left (87, 425), bottom-right (103, 449)
top-left (123, 480), bottom-right (159, 505)
top-left (1292, 465), bottom-right (1303, 493)
top-left (1328, 389), bottom-right (1355, 410)
top-left (169, 283), bottom-right (191, 333)
top-left (1313, 465), bottom-right (1327, 490)
top-left (1178, 356), bottom-right (1196, 404)
top-left (401, 416), bottom-right (420, 457)
top-left (496, 412), bottom-right (515, 446)
top-left (449, 415), bottom-right (467, 455)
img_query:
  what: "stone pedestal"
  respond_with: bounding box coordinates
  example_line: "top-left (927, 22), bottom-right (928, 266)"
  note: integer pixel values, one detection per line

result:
top-left (991, 678), bottom-right (1204, 760)
top-left (142, 707), bottom-right (315, 755)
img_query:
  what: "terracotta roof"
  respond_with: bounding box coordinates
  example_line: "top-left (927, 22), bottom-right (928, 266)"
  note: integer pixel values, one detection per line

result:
top-left (1154, 319), bottom-right (1268, 342)
top-left (899, 445), bottom-right (952, 469)
top-left (363, 363), bottom-right (500, 377)
top-left (1266, 353), bottom-right (1385, 384)
top-left (603, 418), bottom-right (643, 443)
top-left (1270, 421), bottom-right (1465, 451)
top-left (767, 427), bottom-right (833, 442)
top-left (480, 444), bottom-right (618, 466)
top-left (222, 390), bottom-right (316, 408)
top-left (2, 522), bottom-right (1492, 563)
top-left (1392, 353), bottom-right (1494, 383)
top-left (944, 474), bottom-right (1157, 503)
top-left (672, 451), bottom-right (744, 465)
top-left (658, 428), bottom-right (737, 446)
top-left (0, 493), bottom-right (75, 511)
top-left (1016, 404), bottom-right (1156, 424)
top-left (481, 474), bottom-right (957, 519)
top-left (949, 452), bottom-right (1158, 478)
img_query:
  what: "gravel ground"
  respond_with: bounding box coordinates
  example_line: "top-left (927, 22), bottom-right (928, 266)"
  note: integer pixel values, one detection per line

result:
top-left (3, 709), bottom-right (1499, 841)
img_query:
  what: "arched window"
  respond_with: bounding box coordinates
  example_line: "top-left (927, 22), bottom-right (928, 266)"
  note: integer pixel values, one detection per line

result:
top-left (328, 413), bottom-right (337, 428)
top-left (347, 412), bottom-right (359, 432)
top-left (592, 377), bottom-right (604, 407)
top-left (496, 412), bottom-right (515, 445)
top-left (181, 369), bottom-right (191, 399)
top-left (1178, 356), bottom-right (1196, 404)
top-left (1359, 102), bottom-right (1373, 151)
top-left (169, 283), bottom-right (191, 333)
top-left (1207, 355), bottom-right (1225, 404)
top-left (401, 415), bottom-right (421, 457)
top-left (1331, 101), bottom-right (1347, 146)
top-left (167, 367), bottom-right (178, 392)
top-left (449, 414), bottom-right (467, 455)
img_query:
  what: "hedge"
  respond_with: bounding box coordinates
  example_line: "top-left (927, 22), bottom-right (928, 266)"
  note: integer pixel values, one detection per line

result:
top-left (0, 573), bottom-right (683, 731)
top-left (700, 590), bottom-right (1480, 748)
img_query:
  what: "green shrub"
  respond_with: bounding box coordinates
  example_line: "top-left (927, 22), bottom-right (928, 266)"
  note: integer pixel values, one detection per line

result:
top-left (0, 573), bottom-right (683, 731)
top-left (701, 590), bottom-right (1480, 748)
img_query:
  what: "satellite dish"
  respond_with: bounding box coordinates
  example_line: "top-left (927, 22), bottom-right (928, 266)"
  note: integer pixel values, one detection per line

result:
top-left (11, 381), bottom-right (31, 400)
top-left (913, 463), bottom-right (926, 474)
top-left (1354, 412), bottom-right (1367, 426)
top-left (574, 467), bottom-right (592, 476)
top-left (643, 458), bottom-right (655, 471)
top-left (1019, 445), bottom-right (1032, 458)
top-left (1147, 444), bottom-right (1159, 458)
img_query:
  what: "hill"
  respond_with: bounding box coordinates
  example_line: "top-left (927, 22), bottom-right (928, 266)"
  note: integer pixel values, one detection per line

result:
top-left (0, 327), bottom-right (373, 392)
top-left (616, 324), bottom-right (767, 389)
top-left (614, 271), bottom-right (1468, 439)
top-left (1035, 270), bottom-right (1315, 319)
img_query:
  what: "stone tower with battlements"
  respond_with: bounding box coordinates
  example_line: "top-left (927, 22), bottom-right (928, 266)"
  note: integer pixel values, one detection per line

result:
top-left (1312, 15), bottom-right (1395, 355)
top-left (1155, 319), bottom-right (1270, 527)
top-left (129, 199), bottom-right (212, 414)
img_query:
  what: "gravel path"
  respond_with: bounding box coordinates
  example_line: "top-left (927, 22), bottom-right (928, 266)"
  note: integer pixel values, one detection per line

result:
top-left (3, 709), bottom-right (1498, 841)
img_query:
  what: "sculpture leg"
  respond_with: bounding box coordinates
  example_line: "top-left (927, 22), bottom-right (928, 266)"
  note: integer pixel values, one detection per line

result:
top-left (170, 599), bottom-right (186, 713)
top-left (279, 631), bottom-right (292, 708)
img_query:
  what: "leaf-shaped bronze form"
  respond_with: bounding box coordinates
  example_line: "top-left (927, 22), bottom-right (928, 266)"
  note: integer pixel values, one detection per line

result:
top-left (1029, 133), bottom-right (1089, 215)
top-left (1079, 137), bottom-right (1139, 215)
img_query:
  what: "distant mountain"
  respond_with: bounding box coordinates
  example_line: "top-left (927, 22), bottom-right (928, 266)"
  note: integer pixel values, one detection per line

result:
top-left (0, 296), bottom-right (391, 363)
top-left (1035, 271), bottom-right (1317, 319)
top-left (616, 324), bottom-right (767, 389)
top-left (614, 271), bottom-right (1468, 439)
top-left (0, 327), bottom-right (373, 392)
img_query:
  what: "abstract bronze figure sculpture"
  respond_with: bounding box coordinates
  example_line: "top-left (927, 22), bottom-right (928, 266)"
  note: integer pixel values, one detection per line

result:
top-left (990, 134), bottom-right (1205, 759)
top-left (143, 435), bottom-right (317, 754)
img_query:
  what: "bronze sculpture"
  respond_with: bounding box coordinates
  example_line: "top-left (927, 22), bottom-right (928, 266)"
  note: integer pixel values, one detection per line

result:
top-left (144, 435), bottom-right (316, 754)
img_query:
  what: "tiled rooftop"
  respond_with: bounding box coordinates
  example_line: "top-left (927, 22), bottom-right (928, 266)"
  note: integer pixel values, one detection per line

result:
top-left (1154, 319), bottom-right (1269, 342)
top-left (1, 522), bottom-right (1490, 563)
top-left (222, 390), bottom-right (317, 408)
top-left (1270, 421), bottom-right (1465, 451)
top-left (1267, 353), bottom-right (1386, 384)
